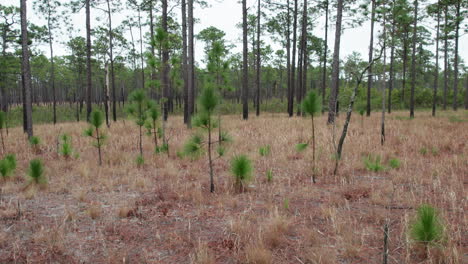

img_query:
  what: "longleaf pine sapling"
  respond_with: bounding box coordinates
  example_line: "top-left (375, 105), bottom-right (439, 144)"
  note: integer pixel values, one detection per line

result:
top-left (410, 204), bottom-right (444, 258)
top-left (28, 158), bottom-right (46, 185)
top-left (29, 136), bottom-right (41, 153)
top-left (127, 89), bottom-right (150, 158)
top-left (144, 100), bottom-right (161, 153)
top-left (59, 134), bottom-right (74, 159)
top-left (183, 86), bottom-right (230, 193)
top-left (231, 154), bottom-right (253, 192)
top-left (84, 110), bottom-right (106, 166)
top-left (0, 154), bottom-right (16, 179)
top-left (297, 91), bottom-right (321, 183)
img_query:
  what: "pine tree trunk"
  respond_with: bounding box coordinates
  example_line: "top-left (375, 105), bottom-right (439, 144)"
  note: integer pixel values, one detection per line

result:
top-left (138, 6), bottom-right (145, 90)
top-left (452, 0), bottom-right (460, 111)
top-left (409, 0), bottom-right (418, 118)
top-left (162, 0), bottom-right (169, 121)
top-left (85, 0), bottom-right (92, 121)
top-left (388, 1), bottom-right (395, 114)
top-left (182, 0), bottom-right (189, 125)
top-left (255, 0), bottom-right (261, 116)
top-left (367, 0), bottom-right (376, 117)
top-left (432, 2), bottom-right (440, 117)
top-left (321, 0), bottom-right (329, 114)
top-left (327, 0), bottom-right (343, 124)
top-left (443, 5), bottom-right (448, 110)
top-left (46, 2), bottom-right (56, 125)
top-left (20, 0), bottom-right (33, 138)
top-left (106, 0), bottom-right (116, 122)
top-left (188, 0), bottom-right (195, 126)
top-left (242, 0), bottom-right (249, 120)
top-left (289, 0), bottom-right (298, 117)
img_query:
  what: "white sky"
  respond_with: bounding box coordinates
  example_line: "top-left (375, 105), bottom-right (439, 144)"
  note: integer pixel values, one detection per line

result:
top-left (2, 0), bottom-right (467, 69)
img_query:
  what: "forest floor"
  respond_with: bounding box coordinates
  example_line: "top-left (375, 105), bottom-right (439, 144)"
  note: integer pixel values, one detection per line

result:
top-left (0, 110), bottom-right (466, 264)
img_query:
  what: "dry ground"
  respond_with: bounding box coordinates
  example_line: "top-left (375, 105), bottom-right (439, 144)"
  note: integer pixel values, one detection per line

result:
top-left (0, 110), bottom-right (466, 263)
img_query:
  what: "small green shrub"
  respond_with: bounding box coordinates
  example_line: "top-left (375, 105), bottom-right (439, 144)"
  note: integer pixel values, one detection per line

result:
top-left (283, 198), bottom-right (290, 210)
top-left (431, 147), bottom-right (439, 156)
top-left (59, 134), bottom-right (74, 159)
top-left (388, 158), bottom-right (401, 169)
top-left (29, 136), bottom-right (41, 152)
top-left (364, 155), bottom-right (385, 172)
top-left (266, 169), bottom-right (273, 182)
top-left (419, 147), bottom-right (428, 155)
top-left (28, 159), bottom-right (46, 184)
top-left (295, 143), bottom-right (308, 152)
top-left (410, 204), bottom-right (444, 256)
top-left (259, 145), bottom-right (271, 156)
top-left (231, 154), bottom-right (253, 192)
top-left (0, 154), bottom-right (16, 178)
top-left (84, 110), bottom-right (106, 166)
top-left (136, 155), bottom-right (145, 167)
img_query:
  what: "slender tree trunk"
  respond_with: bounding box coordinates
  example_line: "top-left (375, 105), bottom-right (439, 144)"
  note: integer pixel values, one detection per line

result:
top-left (409, 0), bottom-right (418, 118)
top-left (321, 0), bottom-right (329, 114)
top-left (188, 0), bottom-right (194, 126)
top-left (381, 12), bottom-right (387, 146)
top-left (452, 0), bottom-right (460, 111)
top-left (289, 0), bottom-right (298, 117)
top-left (137, 6), bottom-right (145, 90)
top-left (86, 0), bottom-right (92, 121)
top-left (208, 117), bottom-right (214, 192)
top-left (106, 0), bottom-right (116, 122)
top-left (46, 2), bottom-right (56, 125)
top-left (286, 0), bottom-right (291, 115)
top-left (20, 0), bottom-right (33, 138)
top-left (443, 5), bottom-right (448, 110)
top-left (432, 3), bottom-right (440, 117)
top-left (242, 0), bottom-right (249, 120)
top-left (149, 1), bottom-right (156, 100)
top-left (162, 0), bottom-right (169, 121)
top-left (388, 1), bottom-right (395, 114)
top-left (104, 63), bottom-right (110, 127)
top-left (327, 0), bottom-right (343, 124)
top-left (255, 0), bottom-right (261, 116)
top-left (299, 0), bottom-right (308, 116)
top-left (367, 0), bottom-right (376, 117)
top-left (182, 0), bottom-right (189, 125)
top-left (402, 37), bottom-right (408, 105)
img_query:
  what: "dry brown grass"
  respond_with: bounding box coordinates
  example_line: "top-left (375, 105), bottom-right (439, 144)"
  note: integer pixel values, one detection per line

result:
top-left (0, 110), bottom-right (466, 263)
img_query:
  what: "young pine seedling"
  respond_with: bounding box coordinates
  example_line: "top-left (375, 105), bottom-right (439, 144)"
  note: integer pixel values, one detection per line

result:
top-left (59, 134), bottom-right (74, 159)
top-left (29, 136), bottom-right (41, 153)
top-left (0, 154), bottom-right (16, 179)
top-left (127, 89), bottom-right (151, 157)
top-left (231, 154), bottom-right (253, 192)
top-left (144, 100), bottom-right (161, 153)
top-left (28, 158), bottom-right (46, 185)
top-left (84, 110), bottom-right (106, 166)
top-left (296, 91), bottom-right (321, 183)
top-left (410, 204), bottom-right (444, 258)
top-left (183, 87), bottom-right (230, 193)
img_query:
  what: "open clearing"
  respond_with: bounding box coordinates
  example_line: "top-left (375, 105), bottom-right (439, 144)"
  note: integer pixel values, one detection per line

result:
top-left (0, 111), bottom-right (466, 263)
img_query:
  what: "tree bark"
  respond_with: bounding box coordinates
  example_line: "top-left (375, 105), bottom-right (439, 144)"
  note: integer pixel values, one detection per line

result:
top-left (182, 0), bottom-right (189, 124)
top-left (242, 0), bottom-right (249, 120)
top-left (20, 0), bottom-right (33, 138)
top-left (432, 2), bottom-right (440, 117)
top-left (289, 0), bottom-right (298, 117)
top-left (443, 5), bottom-right (448, 110)
top-left (388, 0), bottom-right (395, 114)
top-left (321, 0), bottom-right (328, 114)
top-left (188, 0), bottom-right (194, 126)
top-left (255, 0), bottom-right (261, 116)
top-left (367, 0), bottom-right (376, 116)
top-left (86, 0), bottom-right (92, 121)
top-left (46, 0), bottom-right (56, 125)
top-left (409, 0), bottom-right (418, 118)
top-left (106, 0), bottom-right (116, 122)
top-left (162, 0), bottom-right (169, 121)
top-left (452, 0), bottom-right (460, 111)
top-left (327, 0), bottom-right (343, 124)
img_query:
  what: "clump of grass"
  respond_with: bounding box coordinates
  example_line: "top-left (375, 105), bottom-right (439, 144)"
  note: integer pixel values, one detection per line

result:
top-left (410, 204), bottom-right (444, 258)
top-left (231, 154), bottom-right (253, 192)
top-left (364, 155), bottom-right (385, 172)
top-left (419, 147), bottom-right (428, 155)
top-left (266, 169), bottom-right (273, 183)
top-left (136, 155), bottom-right (145, 167)
top-left (388, 158), bottom-right (401, 169)
top-left (0, 154), bottom-right (16, 179)
top-left (259, 145), bottom-right (271, 156)
top-left (28, 159), bottom-right (46, 185)
top-left (295, 143), bottom-right (308, 152)
top-left (29, 136), bottom-right (41, 153)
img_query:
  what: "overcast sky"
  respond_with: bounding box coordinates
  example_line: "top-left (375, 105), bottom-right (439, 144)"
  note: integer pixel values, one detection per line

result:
top-left (2, 0), bottom-right (467, 69)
